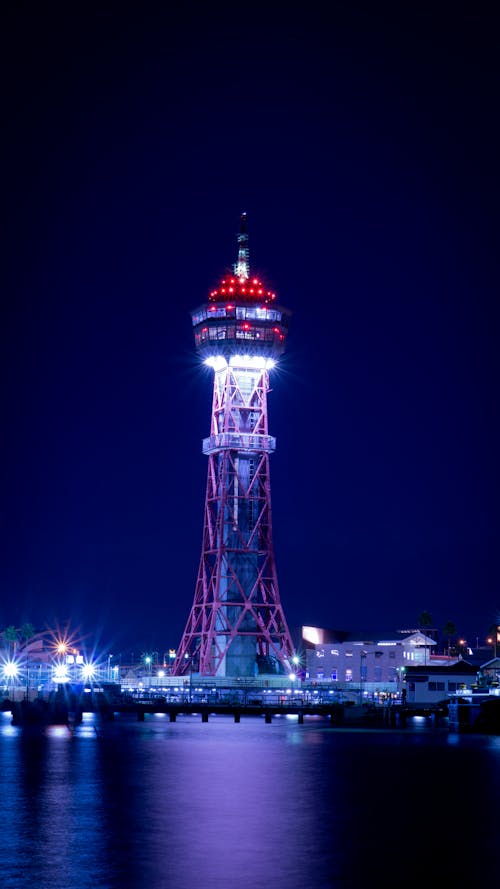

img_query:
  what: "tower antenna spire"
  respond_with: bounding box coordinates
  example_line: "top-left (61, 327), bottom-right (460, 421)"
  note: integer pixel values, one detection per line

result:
top-left (234, 211), bottom-right (249, 280)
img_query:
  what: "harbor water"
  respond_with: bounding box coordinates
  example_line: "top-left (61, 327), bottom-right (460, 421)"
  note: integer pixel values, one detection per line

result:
top-left (1, 710), bottom-right (499, 888)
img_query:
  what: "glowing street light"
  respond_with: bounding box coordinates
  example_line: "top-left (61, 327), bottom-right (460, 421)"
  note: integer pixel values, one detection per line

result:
top-left (53, 663), bottom-right (70, 683)
top-left (2, 661), bottom-right (19, 680)
top-left (82, 663), bottom-right (96, 681)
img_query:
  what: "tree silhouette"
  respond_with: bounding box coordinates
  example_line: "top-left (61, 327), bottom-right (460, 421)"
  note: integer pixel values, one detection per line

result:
top-left (19, 623), bottom-right (35, 646)
top-left (443, 621), bottom-right (457, 656)
top-left (2, 626), bottom-right (19, 654)
top-left (418, 611), bottom-right (433, 628)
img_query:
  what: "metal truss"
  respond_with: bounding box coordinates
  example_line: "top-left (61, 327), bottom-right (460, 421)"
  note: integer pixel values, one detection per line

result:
top-left (172, 363), bottom-right (294, 677)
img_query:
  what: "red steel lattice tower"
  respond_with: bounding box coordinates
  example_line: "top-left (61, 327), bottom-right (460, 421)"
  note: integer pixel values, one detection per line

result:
top-left (172, 215), bottom-right (296, 678)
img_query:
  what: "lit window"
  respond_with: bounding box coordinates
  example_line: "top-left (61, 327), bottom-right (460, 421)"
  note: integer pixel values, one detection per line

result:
top-left (345, 669), bottom-right (353, 681)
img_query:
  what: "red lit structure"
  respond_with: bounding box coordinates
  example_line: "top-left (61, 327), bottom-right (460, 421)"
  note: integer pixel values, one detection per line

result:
top-left (172, 214), bottom-right (296, 677)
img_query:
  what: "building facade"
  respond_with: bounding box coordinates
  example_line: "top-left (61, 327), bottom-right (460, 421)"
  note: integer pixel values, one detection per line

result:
top-left (303, 626), bottom-right (437, 699)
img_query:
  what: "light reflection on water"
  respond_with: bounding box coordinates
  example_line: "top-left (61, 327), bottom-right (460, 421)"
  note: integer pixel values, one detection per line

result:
top-left (1, 712), bottom-right (499, 888)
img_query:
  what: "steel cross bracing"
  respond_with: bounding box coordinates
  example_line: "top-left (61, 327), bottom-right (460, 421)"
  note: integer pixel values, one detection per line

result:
top-left (173, 363), bottom-right (294, 677)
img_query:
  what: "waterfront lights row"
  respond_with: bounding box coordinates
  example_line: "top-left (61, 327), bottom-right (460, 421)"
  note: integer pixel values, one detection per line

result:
top-left (204, 355), bottom-right (276, 371)
top-left (52, 662), bottom-right (98, 683)
top-left (1, 658), bottom-right (99, 684)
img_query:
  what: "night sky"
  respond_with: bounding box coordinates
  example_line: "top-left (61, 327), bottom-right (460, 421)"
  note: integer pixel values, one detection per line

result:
top-left (1, 3), bottom-right (498, 656)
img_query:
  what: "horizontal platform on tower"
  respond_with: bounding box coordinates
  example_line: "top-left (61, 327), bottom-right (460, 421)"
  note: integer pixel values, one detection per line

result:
top-left (202, 432), bottom-right (276, 454)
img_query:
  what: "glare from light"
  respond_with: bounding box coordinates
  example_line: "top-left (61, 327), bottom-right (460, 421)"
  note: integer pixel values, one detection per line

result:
top-left (229, 355), bottom-right (275, 370)
top-left (302, 626), bottom-right (323, 645)
top-left (204, 356), bottom-right (227, 371)
top-left (204, 355), bottom-right (276, 371)
top-left (2, 661), bottom-right (19, 679)
top-left (289, 672), bottom-right (296, 681)
top-left (81, 663), bottom-right (96, 680)
top-left (46, 726), bottom-right (68, 738)
top-left (53, 664), bottom-right (70, 683)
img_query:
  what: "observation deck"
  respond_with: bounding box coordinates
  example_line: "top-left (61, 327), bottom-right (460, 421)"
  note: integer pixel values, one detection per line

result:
top-left (192, 279), bottom-right (290, 361)
top-left (202, 432), bottom-right (276, 455)
top-left (191, 215), bottom-right (290, 362)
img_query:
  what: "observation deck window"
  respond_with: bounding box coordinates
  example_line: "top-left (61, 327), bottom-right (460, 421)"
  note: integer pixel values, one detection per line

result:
top-left (208, 326), bottom-right (227, 340)
top-left (207, 306), bottom-right (227, 318)
top-left (193, 306), bottom-right (283, 325)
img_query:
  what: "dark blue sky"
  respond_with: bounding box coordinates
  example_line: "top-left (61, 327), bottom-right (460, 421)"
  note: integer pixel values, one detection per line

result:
top-left (1, 3), bottom-right (498, 655)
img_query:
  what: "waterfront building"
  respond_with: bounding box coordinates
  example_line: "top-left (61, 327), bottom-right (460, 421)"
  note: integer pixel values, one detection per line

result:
top-left (301, 625), bottom-right (500, 706)
top-left (172, 215), bottom-right (295, 678)
top-left (302, 625), bottom-right (438, 698)
top-left (402, 661), bottom-right (479, 706)
top-left (478, 656), bottom-right (500, 686)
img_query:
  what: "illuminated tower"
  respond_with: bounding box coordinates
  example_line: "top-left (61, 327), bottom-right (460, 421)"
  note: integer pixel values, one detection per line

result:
top-left (172, 214), bottom-right (295, 678)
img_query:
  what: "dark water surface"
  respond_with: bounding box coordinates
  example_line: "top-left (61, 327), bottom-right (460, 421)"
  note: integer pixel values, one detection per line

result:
top-left (1, 711), bottom-right (499, 888)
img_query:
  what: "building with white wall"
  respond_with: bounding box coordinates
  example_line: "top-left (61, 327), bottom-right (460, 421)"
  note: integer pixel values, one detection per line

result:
top-left (302, 626), bottom-right (438, 700)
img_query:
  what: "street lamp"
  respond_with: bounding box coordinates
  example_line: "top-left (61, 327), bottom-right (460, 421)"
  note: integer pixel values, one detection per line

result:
top-left (107, 654), bottom-right (113, 681)
top-left (183, 652), bottom-right (192, 701)
top-left (360, 651), bottom-right (367, 703)
top-left (82, 662), bottom-right (96, 681)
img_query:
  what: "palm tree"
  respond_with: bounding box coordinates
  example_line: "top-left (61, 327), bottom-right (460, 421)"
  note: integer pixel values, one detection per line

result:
top-left (19, 623), bottom-right (35, 647)
top-left (443, 621), bottom-right (456, 657)
top-left (2, 625), bottom-right (19, 655)
top-left (418, 611), bottom-right (434, 664)
top-left (418, 610), bottom-right (433, 629)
